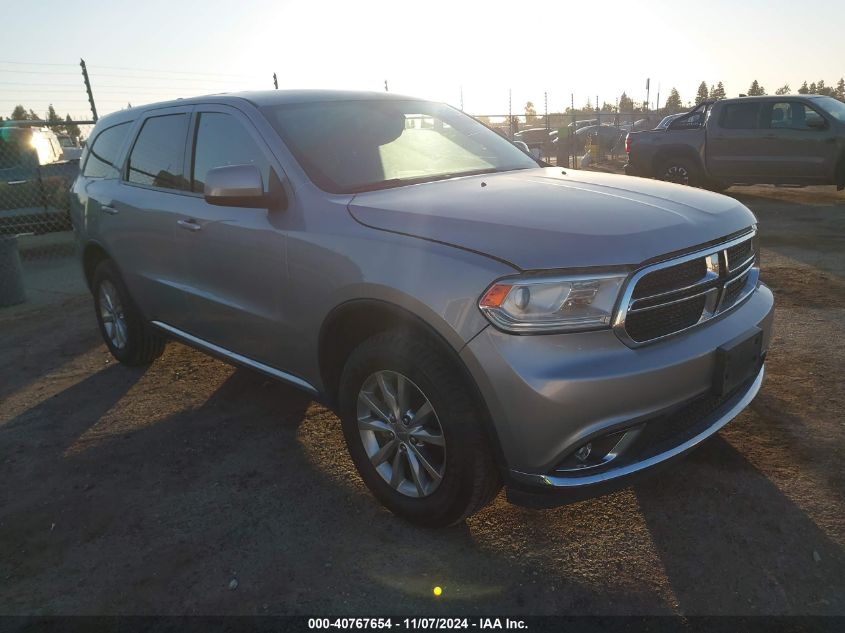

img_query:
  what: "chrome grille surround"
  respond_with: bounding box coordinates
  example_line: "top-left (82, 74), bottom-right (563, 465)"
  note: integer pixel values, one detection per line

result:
top-left (613, 230), bottom-right (759, 347)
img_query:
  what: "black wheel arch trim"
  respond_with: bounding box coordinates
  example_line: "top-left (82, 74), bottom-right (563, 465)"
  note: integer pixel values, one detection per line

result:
top-left (318, 298), bottom-right (511, 476)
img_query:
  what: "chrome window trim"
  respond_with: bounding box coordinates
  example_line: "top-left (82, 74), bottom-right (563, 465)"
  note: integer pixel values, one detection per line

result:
top-left (613, 229), bottom-right (757, 347)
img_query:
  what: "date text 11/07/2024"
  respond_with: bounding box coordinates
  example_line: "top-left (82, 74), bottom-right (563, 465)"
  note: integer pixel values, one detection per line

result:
top-left (307, 618), bottom-right (528, 629)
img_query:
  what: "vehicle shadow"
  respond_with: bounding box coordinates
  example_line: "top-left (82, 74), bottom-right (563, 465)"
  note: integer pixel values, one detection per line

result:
top-left (2, 350), bottom-right (843, 616)
top-left (634, 432), bottom-right (845, 615)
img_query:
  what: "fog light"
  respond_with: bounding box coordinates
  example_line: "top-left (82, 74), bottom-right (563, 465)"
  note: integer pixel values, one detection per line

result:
top-left (574, 443), bottom-right (592, 462)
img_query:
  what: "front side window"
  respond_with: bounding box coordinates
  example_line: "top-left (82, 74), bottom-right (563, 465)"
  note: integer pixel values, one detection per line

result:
top-left (768, 102), bottom-right (826, 130)
top-left (83, 122), bottom-right (131, 178)
top-left (127, 114), bottom-right (189, 190)
top-left (815, 96), bottom-right (845, 123)
top-left (721, 103), bottom-right (761, 129)
top-left (191, 112), bottom-right (269, 193)
top-left (260, 99), bottom-right (537, 193)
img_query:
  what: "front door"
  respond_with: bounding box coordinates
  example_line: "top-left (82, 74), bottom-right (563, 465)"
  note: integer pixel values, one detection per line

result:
top-left (171, 106), bottom-right (290, 369)
top-left (759, 101), bottom-right (839, 181)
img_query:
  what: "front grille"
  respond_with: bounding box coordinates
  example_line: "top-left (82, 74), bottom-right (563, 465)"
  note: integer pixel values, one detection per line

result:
top-left (726, 239), bottom-right (754, 270)
top-left (616, 232), bottom-right (758, 345)
top-left (632, 259), bottom-right (706, 298)
top-left (626, 295), bottom-right (707, 342)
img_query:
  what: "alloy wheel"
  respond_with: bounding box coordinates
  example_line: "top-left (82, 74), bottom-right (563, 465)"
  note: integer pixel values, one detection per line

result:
top-left (99, 280), bottom-right (128, 350)
top-left (356, 370), bottom-right (446, 498)
top-left (663, 165), bottom-right (690, 185)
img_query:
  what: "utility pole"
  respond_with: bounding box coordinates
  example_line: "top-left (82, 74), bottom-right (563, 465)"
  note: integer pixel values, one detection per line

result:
top-left (508, 88), bottom-right (512, 139)
top-left (80, 58), bottom-right (98, 122)
top-left (273, 73), bottom-right (278, 89)
top-left (544, 91), bottom-right (548, 130)
top-left (645, 78), bottom-right (651, 113)
top-left (384, 80), bottom-right (388, 92)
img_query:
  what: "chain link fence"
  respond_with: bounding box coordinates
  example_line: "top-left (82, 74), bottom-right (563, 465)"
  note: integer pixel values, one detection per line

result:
top-left (1, 122), bottom-right (93, 309)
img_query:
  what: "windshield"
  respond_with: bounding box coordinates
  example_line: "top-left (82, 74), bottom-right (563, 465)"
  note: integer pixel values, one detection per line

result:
top-left (261, 99), bottom-right (538, 193)
top-left (815, 96), bottom-right (845, 122)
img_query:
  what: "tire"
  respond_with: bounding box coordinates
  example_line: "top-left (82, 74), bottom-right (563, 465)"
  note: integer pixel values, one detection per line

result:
top-left (338, 330), bottom-right (501, 527)
top-left (704, 179), bottom-right (731, 193)
top-left (656, 156), bottom-right (701, 187)
top-left (92, 259), bottom-right (165, 365)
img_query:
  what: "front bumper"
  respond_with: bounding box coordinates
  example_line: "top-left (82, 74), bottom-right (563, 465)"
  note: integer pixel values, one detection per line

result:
top-left (460, 284), bottom-right (774, 504)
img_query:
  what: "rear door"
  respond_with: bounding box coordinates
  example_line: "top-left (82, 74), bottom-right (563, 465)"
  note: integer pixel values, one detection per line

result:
top-left (759, 100), bottom-right (839, 181)
top-left (706, 101), bottom-right (767, 180)
top-left (170, 105), bottom-right (289, 368)
top-left (109, 106), bottom-right (194, 327)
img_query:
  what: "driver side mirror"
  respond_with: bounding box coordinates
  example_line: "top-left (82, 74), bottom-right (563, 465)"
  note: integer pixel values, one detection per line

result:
top-left (204, 164), bottom-right (283, 209)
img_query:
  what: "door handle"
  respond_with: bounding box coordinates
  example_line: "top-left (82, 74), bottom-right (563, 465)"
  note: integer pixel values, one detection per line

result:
top-left (101, 205), bottom-right (119, 215)
top-left (177, 218), bottom-right (202, 232)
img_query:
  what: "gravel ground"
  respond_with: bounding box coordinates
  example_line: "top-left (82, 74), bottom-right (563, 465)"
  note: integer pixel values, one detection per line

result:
top-left (0, 184), bottom-right (843, 616)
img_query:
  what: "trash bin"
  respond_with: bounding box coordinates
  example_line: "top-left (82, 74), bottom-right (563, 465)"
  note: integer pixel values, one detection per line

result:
top-left (0, 235), bottom-right (26, 307)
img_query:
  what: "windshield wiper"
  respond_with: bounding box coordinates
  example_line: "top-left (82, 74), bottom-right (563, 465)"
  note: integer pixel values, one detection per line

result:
top-left (345, 168), bottom-right (511, 194)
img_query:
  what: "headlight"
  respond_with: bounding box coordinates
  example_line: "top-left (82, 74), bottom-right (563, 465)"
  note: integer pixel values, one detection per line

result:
top-left (478, 272), bottom-right (628, 333)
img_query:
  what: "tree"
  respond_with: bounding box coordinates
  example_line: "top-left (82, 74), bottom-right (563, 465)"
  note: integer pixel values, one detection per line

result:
top-left (11, 105), bottom-right (28, 120)
top-left (28, 109), bottom-right (39, 121)
top-left (798, 81), bottom-right (809, 94)
top-left (618, 91), bottom-right (634, 112)
top-left (64, 114), bottom-right (81, 141)
top-left (600, 102), bottom-right (614, 113)
top-left (774, 84), bottom-right (790, 95)
top-left (747, 80), bottom-right (765, 96)
top-left (46, 104), bottom-right (62, 132)
top-left (815, 79), bottom-right (833, 97)
top-left (582, 98), bottom-right (593, 113)
top-left (524, 101), bottom-right (537, 123)
top-left (808, 82), bottom-right (817, 94)
top-left (710, 82), bottom-right (726, 100)
top-left (664, 87), bottom-right (682, 113)
top-left (836, 78), bottom-right (845, 102)
top-left (695, 81), bottom-right (709, 105)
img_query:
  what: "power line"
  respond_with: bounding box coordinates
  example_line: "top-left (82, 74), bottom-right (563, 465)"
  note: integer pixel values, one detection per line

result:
top-left (88, 64), bottom-right (264, 79)
top-left (0, 60), bottom-right (77, 66)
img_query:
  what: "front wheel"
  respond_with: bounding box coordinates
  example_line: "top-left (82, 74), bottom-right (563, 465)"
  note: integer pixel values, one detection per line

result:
top-left (657, 156), bottom-right (701, 187)
top-left (338, 330), bottom-right (501, 527)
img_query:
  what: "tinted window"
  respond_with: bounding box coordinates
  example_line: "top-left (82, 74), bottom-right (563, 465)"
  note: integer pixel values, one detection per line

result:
top-left (769, 102), bottom-right (826, 130)
top-left (721, 103), bottom-right (761, 129)
top-left (191, 112), bottom-right (269, 193)
top-left (261, 100), bottom-right (536, 193)
top-left (83, 122), bottom-right (131, 178)
top-left (127, 114), bottom-right (188, 190)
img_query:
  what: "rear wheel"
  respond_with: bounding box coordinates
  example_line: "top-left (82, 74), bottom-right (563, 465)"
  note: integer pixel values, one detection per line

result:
top-left (338, 330), bottom-right (501, 527)
top-left (92, 260), bottom-right (165, 365)
top-left (657, 156), bottom-right (701, 187)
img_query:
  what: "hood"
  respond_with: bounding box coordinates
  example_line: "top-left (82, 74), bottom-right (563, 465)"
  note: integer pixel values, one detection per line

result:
top-left (347, 167), bottom-right (756, 271)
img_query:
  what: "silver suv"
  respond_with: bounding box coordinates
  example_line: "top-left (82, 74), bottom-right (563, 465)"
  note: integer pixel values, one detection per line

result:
top-left (71, 91), bottom-right (774, 526)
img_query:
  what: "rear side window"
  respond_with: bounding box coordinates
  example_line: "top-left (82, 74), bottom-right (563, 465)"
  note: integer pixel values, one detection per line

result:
top-left (720, 103), bottom-right (761, 129)
top-left (190, 112), bottom-right (269, 193)
top-left (83, 122), bottom-right (131, 178)
top-left (127, 114), bottom-right (189, 190)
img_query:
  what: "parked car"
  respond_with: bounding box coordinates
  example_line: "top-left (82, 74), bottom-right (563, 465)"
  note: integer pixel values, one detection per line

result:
top-left (71, 90), bottom-right (773, 526)
top-left (514, 127), bottom-right (556, 151)
top-left (573, 124), bottom-right (626, 153)
top-left (57, 134), bottom-right (83, 161)
top-left (625, 96), bottom-right (845, 191)
top-left (0, 126), bottom-right (76, 236)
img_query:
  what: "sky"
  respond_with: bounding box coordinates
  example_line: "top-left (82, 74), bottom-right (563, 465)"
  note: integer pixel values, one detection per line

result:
top-left (2, 0), bottom-right (844, 122)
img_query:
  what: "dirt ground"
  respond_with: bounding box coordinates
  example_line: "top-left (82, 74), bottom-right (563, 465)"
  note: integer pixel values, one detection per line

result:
top-left (0, 184), bottom-right (843, 616)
